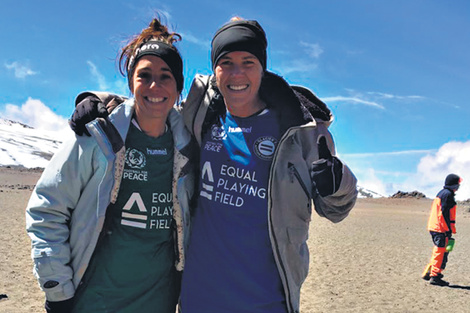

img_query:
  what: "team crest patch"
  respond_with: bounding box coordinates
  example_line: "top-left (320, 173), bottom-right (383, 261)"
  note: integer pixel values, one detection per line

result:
top-left (254, 136), bottom-right (277, 160)
top-left (125, 148), bottom-right (146, 169)
top-left (211, 124), bottom-right (226, 141)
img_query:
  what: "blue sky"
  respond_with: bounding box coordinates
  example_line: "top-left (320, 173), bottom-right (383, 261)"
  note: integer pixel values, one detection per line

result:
top-left (1, 0), bottom-right (469, 199)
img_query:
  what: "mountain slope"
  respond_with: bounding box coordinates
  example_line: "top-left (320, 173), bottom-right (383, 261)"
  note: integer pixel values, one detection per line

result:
top-left (0, 118), bottom-right (64, 168)
top-left (357, 186), bottom-right (385, 198)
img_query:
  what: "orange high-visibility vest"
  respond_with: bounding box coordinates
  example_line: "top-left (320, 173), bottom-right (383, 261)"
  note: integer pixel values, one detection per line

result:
top-left (427, 192), bottom-right (456, 233)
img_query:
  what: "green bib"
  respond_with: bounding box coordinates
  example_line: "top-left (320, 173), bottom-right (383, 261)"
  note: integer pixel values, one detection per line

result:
top-left (73, 122), bottom-right (178, 313)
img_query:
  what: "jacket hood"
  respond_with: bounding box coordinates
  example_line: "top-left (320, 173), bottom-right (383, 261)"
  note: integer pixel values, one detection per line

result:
top-left (259, 71), bottom-right (332, 133)
top-left (444, 173), bottom-right (461, 191)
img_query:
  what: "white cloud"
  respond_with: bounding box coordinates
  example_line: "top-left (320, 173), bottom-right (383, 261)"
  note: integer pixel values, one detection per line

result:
top-left (323, 96), bottom-right (385, 109)
top-left (273, 42), bottom-right (323, 74)
top-left (274, 59), bottom-right (318, 75)
top-left (300, 41), bottom-right (324, 58)
top-left (366, 91), bottom-right (426, 101)
top-left (5, 61), bottom-right (38, 78)
top-left (324, 90), bottom-right (426, 110)
top-left (158, 9), bottom-right (172, 21)
top-left (123, 3), bottom-right (172, 25)
top-left (410, 141), bottom-right (470, 200)
top-left (343, 149), bottom-right (436, 158)
top-left (180, 32), bottom-right (211, 48)
top-left (344, 142), bottom-right (470, 200)
top-left (87, 61), bottom-right (109, 90)
top-left (87, 61), bottom-right (128, 95)
top-left (1, 98), bottom-right (72, 141)
top-left (356, 168), bottom-right (390, 197)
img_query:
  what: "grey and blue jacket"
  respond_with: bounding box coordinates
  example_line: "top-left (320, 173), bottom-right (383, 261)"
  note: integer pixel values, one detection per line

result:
top-left (181, 72), bottom-right (358, 313)
top-left (26, 99), bottom-right (196, 301)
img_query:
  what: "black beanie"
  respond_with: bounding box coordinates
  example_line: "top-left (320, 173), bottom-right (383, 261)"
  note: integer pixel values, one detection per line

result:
top-left (211, 20), bottom-right (267, 70)
top-left (444, 173), bottom-right (461, 190)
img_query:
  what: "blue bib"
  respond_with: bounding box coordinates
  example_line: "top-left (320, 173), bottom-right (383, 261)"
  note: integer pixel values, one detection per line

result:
top-left (181, 109), bottom-right (287, 313)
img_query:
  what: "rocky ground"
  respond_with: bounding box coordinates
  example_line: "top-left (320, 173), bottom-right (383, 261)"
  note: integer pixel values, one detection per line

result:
top-left (1, 166), bottom-right (469, 312)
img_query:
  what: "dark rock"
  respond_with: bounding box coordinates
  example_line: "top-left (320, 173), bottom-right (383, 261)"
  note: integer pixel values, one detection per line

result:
top-left (390, 190), bottom-right (427, 199)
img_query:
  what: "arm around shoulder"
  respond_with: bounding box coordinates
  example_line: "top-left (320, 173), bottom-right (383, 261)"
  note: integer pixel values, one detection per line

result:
top-left (180, 74), bottom-right (213, 143)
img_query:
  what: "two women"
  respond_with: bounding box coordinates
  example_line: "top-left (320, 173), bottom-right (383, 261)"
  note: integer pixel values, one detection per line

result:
top-left (34, 16), bottom-right (358, 313)
top-left (26, 18), bottom-right (195, 313)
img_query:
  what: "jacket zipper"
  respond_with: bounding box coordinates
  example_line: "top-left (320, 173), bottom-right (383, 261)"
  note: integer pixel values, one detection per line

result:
top-left (288, 162), bottom-right (310, 199)
top-left (268, 130), bottom-right (297, 313)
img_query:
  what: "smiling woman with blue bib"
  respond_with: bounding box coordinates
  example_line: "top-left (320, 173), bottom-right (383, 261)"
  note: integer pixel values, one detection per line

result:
top-left (25, 17), bottom-right (196, 313)
top-left (178, 18), bottom-right (358, 313)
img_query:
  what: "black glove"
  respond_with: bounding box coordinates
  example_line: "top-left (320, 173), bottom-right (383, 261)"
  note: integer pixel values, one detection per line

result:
top-left (311, 135), bottom-right (343, 197)
top-left (45, 298), bottom-right (74, 313)
top-left (69, 95), bottom-right (108, 136)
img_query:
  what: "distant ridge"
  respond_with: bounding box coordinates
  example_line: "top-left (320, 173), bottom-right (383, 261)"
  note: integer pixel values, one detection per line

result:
top-left (390, 190), bottom-right (427, 199)
top-left (0, 118), bottom-right (34, 129)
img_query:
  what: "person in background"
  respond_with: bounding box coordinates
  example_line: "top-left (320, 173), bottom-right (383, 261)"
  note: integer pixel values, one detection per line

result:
top-left (68, 17), bottom-right (358, 313)
top-left (422, 173), bottom-right (462, 286)
top-left (26, 16), bottom-right (196, 313)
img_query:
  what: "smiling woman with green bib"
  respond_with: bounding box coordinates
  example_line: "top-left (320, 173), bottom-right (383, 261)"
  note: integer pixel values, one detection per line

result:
top-left (25, 17), bottom-right (196, 313)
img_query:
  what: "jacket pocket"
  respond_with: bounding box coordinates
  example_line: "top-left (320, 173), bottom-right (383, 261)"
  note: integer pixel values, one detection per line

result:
top-left (286, 226), bottom-right (308, 244)
top-left (34, 251), bottom-right (55, 277)
top-left (286, 227), bottom-right (309, 285)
